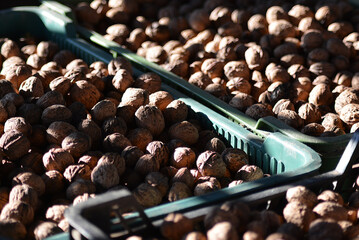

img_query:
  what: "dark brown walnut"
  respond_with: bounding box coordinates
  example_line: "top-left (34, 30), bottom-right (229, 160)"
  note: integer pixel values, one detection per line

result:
top-left (134, 154), bottom-right (160, 176)
top-left (339, 103), bottom-right (359, 127)
top-left (298, 103), bottom-right (322, 125)
top-left (69, 80), bottom-right (101, 110)
top-left (102, 116), bottom-right (128, 136)
top-left (0, 98), bottom-right (16, 119)
top-left (149, 91), bottom-right (174, 111)
top-left (42, 148), bottom-right (74, 172)
top-left (46, 121), bottom-right (76, 145)
top-left (91, 162), bottom-right (119, 190)
top-left (301, 123), bottom-right (325, 136)
top-left (66, 179), bottom-right (96, 200)
top-left (322, 113), bottom-right (345, 131)
top-left (236, 165), bottom-right (264, 181)
top-left (188, 72), bottom-right (212, 89)
top-left (121, 146), bottom-right (143, 168)
top-left (90, 99), bottom-right (117, 123)
top-left (0, 80), bottom-right (15, 99)
top-left (78, 151), bottom-right (101, 169)
top-left (4, 64), bottom-right (33, 89)
top-left (307, 219), bottom-right (343, 240)
top-left (63, 164), bottom-right (91, 183)
top-left (12, 171), bottom-right (45, 196)
top-left (0, 130), bottom-right (30, 161)
top-left (97, 152), bottom-right (125, 177)
top-left (103, 133), bottom-right (131, 153)
top-left (286, 186), bottom-right (317, 208)
top-left (205, 137), bottom-right (226, 154)
top-left (164, 60), bottom-right (188, 79)
top-left (224, 61), bottom-right (250, 80)
top-left (120, 88), bottom-right (149, 109)
top-left (145, 46), bottom-right (167, 64)
top-left (245, 104), bottom-right (274, 120)
top-left (108, 57), bottom-right (133, 76)
top-left (272, 99), bottom-right (295, 116)
top-left (278, 110), bottom-right (304, 129)
top-left (172, 167), bottom-right (195, 189)
top-left (0, 219), bottom-right (27, 240)
top-left (334, 89), bottom-right (359, 114)
top-left (245, 45), bottom-right (269, 71)
top-left (194, 177), bottom-right (221, 196)
top-left (37, 41), bottom-right (59, 60)
top-left (135, 105), bottom-right (165, 136)
top-left (163, 100), bottom-right (188, 125)
top-left (188, 9), bottom-right (210, 32)
top-left (169, 121), bottom-right (199, 146)
top-left (229, 93), bottom-right (255, 112)
top-left (26, 53), bottom-right (47, 70)
top-left (309, 62), bottom-right (336, 78)
top-left (146, 141), bottom-right (169, 167)
top-left (317, 190), bottom-right (344, 206)
top-left (226, 78), bottom-right (251, 95)
top-left (196, 151), bottom-right (226, 178)
top-left (78, 119), bottom-right (102, 147)
top-left (9, 184), bottom-right (38, 209)
top-left (36, 69), bottom-right (62, 89)
top-left (41, 104), bottom-right (72, 126)
top-left (133, 183), bottom-right (162, 207)
top-left (2, 93), bottom-right (24, 110)
top-left (308, 84), bottom-right (333, 106)
top-left (0, 201), bottom-right (34, 225)
top-left (221, 148), bottom-right (249, 174)
top-left (168, 182), bottom-right (192, 202)
top-left (0, 188), bottom-right (9, 211)
top-left (133, 72), bottom-right (161, 94)
top-left (36, 90), bottom-right (65, 110)
top-left (62, 131), bottom-right (91, 158)
top-left (20, 152), bottom-right (44, 175)
top-left (201, 58), bottom-right (225, 79)
top-left (145, 172), bottom-right (169, 197)
top-left (41, 170), bottom-right (65, 195)
top-left (4, 117), bottom-right (31, 136)
top-left (145, 22), bottom-right (170, 43)
top-left (127, 128), bottom-right (153, 152)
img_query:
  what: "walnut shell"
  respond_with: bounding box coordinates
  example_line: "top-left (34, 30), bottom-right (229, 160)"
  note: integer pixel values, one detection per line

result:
top-left (149, 91), bottom-right (174, 111)
top-left (0, 219), bottom-right (27, 240)
top-left (169, 121), bottom-right (199, 145)
top-left (221, 148), bottom-right (249, 174)
top-left (168, 182), bottom-right (192, 202)
top-left (41, 170), bottom-right (65, 195)
top-left (69, 80), bottom-right (101, 110)
top-left (245, 45), bottom-right (269, 71)
top-left (9, 184), bottom-right (38, 209)
top-left (91, 162), bottom-right (119, 190)
top-left (135, 105), bottom-right (165, 136)
top-left (133, 183), bottom-right (162, 207)
top-left (286, 186), bottom-right (317, 208)
top-left (0, 201), bottom-right (34, 225)
top-left (0, 130), bottom-right (30, 161)
top-left (339, 103), bottom-right (359, 127)
top-left (62, 131), bottom-right (91, 158)
top-left (134, 153), bottom-right (160, 176)
top-left (103, 132), bottom-right (131, 153)
top-left (308, 84), bottom-right (333, 106)
top-left (196, 151), bottom-right (226, 178)
top-left (161, 213), bottom-right (194, 240)
top-left (145, 172), bottom-right (169, 197)
top-left (133, 72), bottom-right (161, 94)
top-left (283, 202), bottom-right (315, 232)
top-left (33, 221), bottom-right (63, 240)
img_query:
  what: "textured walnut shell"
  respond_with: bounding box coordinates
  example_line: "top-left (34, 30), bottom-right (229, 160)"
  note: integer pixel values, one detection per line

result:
top-left (0, 130), bottom-right (30, 161)
top-left (146, 141), bottom-right (169, 167)
top-left (12, 172), bottom-right (45, 196)
top-left (41, 170), bottom-right (65, 195)
top-left (120, 88), bottom-right (149, 109)
top-left (103, 132), bottom-right (131, 153)
top-left (188, 72), bottom-right (212, 89)
top-left (46, 204), bottom-right (68, 223)
top-left (236, 165), bottom-right (264, 181)
top-left (62, 131), bottom-right (91, 158)
top-left (133, 183), bottom-right (162, 207)
top-left (163, 100), bottom-right (188, 125)
top-left (221, 148), bottom-right (249, 174)
top-left (286, 186), bottom-right (317, 208)
top-left (127, 128), bottom-right (153, 152)
top-left (194, 177), bottom-right (221, 196)
top-left (0, 219), bottom-right (27, 240)
top-left (335, 89), bottom-right (359, 114)
top-left (9, 184), bottom-right (38, 209)
top-left (245, 103), bottom-right (274, 120)
top-left (245, 45), bottom-right (269, 71)
top-left (66, 179), bottom-right (95, 200)
top-left (317, 190), bottom-right (344, 206)
top-left (161, 213), bottom-right (194, 240)
top-left (307, 219), bottom-right (343, 240)
top-left (0, 201), bottom-right (34, 225)
top-left (46, 121), bottom-right (76, 145)
top-left (339, 103), bottom-right (359, 127)
top-left (308, 84), bottom-right (333, 106)
top-left (168, 182), bottom-right (192, 202)
top-left (90, 99), bottom-right (117, 123)
top-left (145, 172), bottom-right (169, 197)
top-left (169, 121), bottom-right (199, 146)
top-left (133, 72), bottom-right (161, 94)
top-left (172, 167), bottom-right (195, 189)
top-left (121, 146), bottom-right (144, 168)
top-left (135, 105), bottom-right (165, 136)
top-left (149, 91), bottom-right (174, 111)
top-left (4, 117), bottom-right (32, 136)
top-left (63, 164), bottom-right (91, 183)
top-left (69, 80), bottom-right (101, 110)
top-left (283, 202), bottom-right (315, 232)
top-left (298, 103), bottom-right (322, 125)
top-left (196, 151), bottom-right (226, 178)
top-left (134, 154), bottom-right (160, 176)
top-left (42, 147), bottom-right (74, 172)
top-left (91, 162), bottom-right (119, 190)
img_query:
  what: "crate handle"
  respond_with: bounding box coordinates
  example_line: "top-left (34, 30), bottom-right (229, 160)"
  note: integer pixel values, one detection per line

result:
top-left (65, 189), bottom-right (154, 240)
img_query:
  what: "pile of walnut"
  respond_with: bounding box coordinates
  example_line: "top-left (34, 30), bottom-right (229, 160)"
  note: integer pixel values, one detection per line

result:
top-left (127, 186), bottom-right (359, 240)
top-left (0, 38), bottom-right (263, 240)
top-left (76, 0), bottom-right (359, 136)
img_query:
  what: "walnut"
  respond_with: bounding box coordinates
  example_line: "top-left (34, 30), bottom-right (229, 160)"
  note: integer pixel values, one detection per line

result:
top-left (0, 201), bottom-right (34, 225)
top-left (33, 221), bottom-right (63, 240)
top-left (309, 62), bottom-right (336, 78)
top-left (339, 103), bottom-right (359, 127)
top-left (194, 177), bottom-right (221, 196)
top-left (245, 104), bottom-right (274, 120)
top-left (0, 130), bottom-right (30, 161)
top-left (90, 99), bottom-right (116, 123)
top-left (172, 167), bottom-right (195, 189)
top-left (133, 183), bottom-right (162, 207)
top-left (317, 190), bottom-right (344, 206)
top-left (266, 6), bottom-right (289, 24)
top-left (0, 219), bottom-right (27, 240)
top-left (168, 182), bottom-right (192, 202)
top-left (201, 58), bottom-right (224, 79)
top-left (145, 46), bottom-right (168, 64)
top-left (283, 201), bottom-right (315, 232)
top-left (62, 131), bottom-right (91, 158)
top-left (161, 213), bottom-right (194, 240)
top-left (19, 152), bottom-right (44, 175)
top-left (66, 179), bottom-right (95, 200)
top-left (169, 121), bottom-right (199, 146)
top-left (307, 219), bottom-right (343, 240)
top-left (183, 232), bottom-right (207, 240)
top-left (134, 154), bottom-right (160, 176)
top-left (196, 151), bottom-right (226, 178)
top-left (36, 90), bottom-right (65, 110)
top-left (247, 14), bottom-right (268, 37)
top-left (91, 162), bottom-right (119, 190)
top-left (108, 57), bottom-right (132, 76)
top-left (1, 39), bottom-right (20, 58)
top-left (41, 104), bottom-right (72, 126)
top-left (245, 45), bottom-right (269, 71)
top-left (12, 172), bottom-right (45, 196)
top-left (133, 72), bottom-right (161, 94)
top-left (286, 186), bottom-right (317, 208)
top-left (301, 123), bottom-right (325, 136)
top-left (45, 204), bottom-right (68, 223)
top-left (334, 89), bottom-right (359, 114)
top-left (4, 117), bottom-right (31, 136)
top-left (149, 91), bottom-right (173, 111)
top-left (4, 64), bottom-right (33, 89)
top-left (228, 93), bottom-right (255, 112)
top-left (188, 72), bottom-right (212, 89)
top-left (188, 9), bottom-right (210, 32)
top-left (102, 116), bottom-right (128, 136)
top-left (205, 137), bottom-right (226, 154)
top-left (145, 22), bottom-right (170, 43)
top-left (103, 132), bottom-right (131, 153)
top-left (48, 77), bottom-right (71, 96)
top-left (298, 103), bottom-right (322, 125)
top-left (135, 105), bottom-right (165, 136)
top-left (221, 148), bottom-right (249, 174)
top-left (69, 80), bottom-right (101, 110)
top-left (223, 61), bottom-right (250, 81)
top-left (9, 184), bottom-right (38, 209)
top-left (146, 141), bottom-right (169, 167)
top-left (19, 76), bottom-right (44, 99)
top-left (308, 84), bottom-right (333, 106)
top-left (46, 121), bottom-right (76, 145)
top-left (266, 65), bottom-right (291, 83)
top-left (269, 20), bottom-right (296, 40)
top-left (288, 5), bottom-right (314, 26)
top-left (42, 148), bottom-right (74, 172)
top-left (127, 128), bottom-right (153, 152)
top-left (236, 165), bottom-right (264, 181)
top-left (272, 99), bottom-right (295, 115)
top-left (163, 100), bottom-right (188, 125)
top-left (145, 172), bottom-right (169, 197)
top-left (41, 170), bottom-right (64, 195)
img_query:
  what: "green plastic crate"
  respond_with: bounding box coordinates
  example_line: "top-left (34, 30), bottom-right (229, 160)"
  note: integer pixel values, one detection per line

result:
top-left (0, 6), bottom-right (321, 239)
top-left (38, 0), bottom-right (359, 172)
